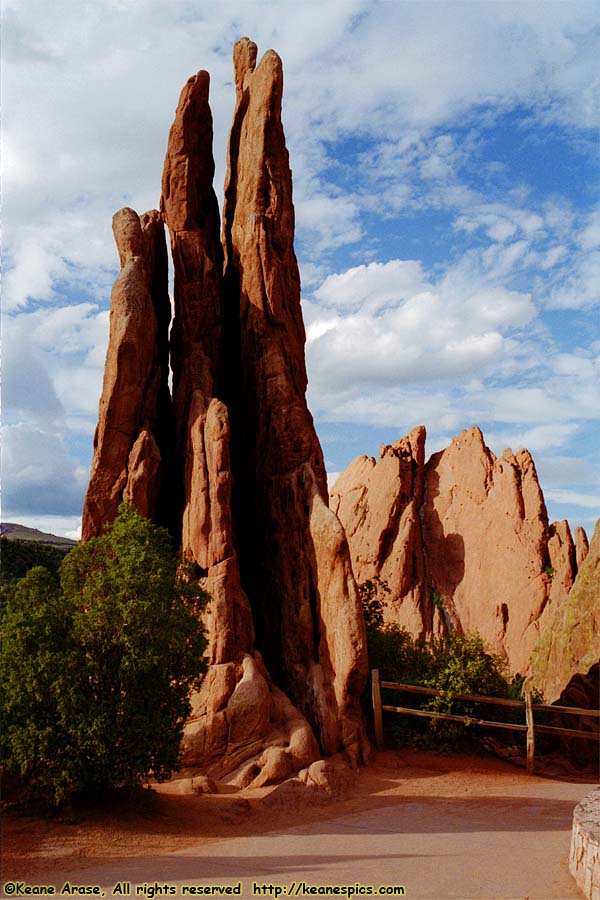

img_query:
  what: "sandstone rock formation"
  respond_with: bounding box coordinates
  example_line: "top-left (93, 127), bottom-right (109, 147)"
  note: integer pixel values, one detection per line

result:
top-left (82, 208), bottom-right (171, 540)
top-left (160, 70), bottom-right (224, 454)
top-left (331, 425), bottom-right (586, 675)
top-left (530, 518), bottom-right (600, 703)
top-left (83, 40), bottom-right (368, 783)
top-left (330, 427), bottom-right (429, 639)
top-left (221, 38), bottom-right (367, 762)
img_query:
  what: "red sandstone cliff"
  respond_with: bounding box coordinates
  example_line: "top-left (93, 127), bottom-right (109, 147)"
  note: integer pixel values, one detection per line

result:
top-left (331, 425), bottom-right (584, 675)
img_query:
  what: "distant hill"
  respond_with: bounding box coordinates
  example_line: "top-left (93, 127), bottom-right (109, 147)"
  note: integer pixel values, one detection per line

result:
top-left (1, 526), bottom-right (78, 607)
top-left (1, 528), bottom-right (78, 609)
top-left (0, 523), bottom-right (78, 549)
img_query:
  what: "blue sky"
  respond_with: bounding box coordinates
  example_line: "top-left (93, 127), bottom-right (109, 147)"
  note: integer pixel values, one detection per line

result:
top-left (2, 0), bottom-right (599, 539)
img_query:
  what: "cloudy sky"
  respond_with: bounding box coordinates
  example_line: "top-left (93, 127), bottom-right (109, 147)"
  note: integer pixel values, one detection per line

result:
top-left (3, 0), bottom-right (599, 540)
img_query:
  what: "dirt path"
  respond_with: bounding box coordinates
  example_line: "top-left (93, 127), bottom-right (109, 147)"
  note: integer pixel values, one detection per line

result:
top-left (2, 751), bottom-right (595, 900)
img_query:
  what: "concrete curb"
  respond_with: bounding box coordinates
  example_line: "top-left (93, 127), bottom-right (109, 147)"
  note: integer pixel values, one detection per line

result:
top-left (570, 786), bottom-right (600, 900)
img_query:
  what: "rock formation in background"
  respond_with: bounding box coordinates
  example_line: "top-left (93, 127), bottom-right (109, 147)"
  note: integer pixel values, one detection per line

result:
top-left (331, 425), bottom-right (585, 675)
top-left (83, 40), bottom-right (368, 784)
top-left (82, 208), bottom-right (172, 540)
top-left (330, 427), bottom-right (429, 638)
top-left (530, 518), bottom-right (600, 702)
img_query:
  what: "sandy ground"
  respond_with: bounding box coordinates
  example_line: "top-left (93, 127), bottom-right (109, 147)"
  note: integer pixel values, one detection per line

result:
top-left (2, 750), bottom-right (596, 900)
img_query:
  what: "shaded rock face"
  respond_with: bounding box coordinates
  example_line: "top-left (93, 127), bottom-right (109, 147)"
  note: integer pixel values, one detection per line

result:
top-left (575, 526), bottom-right (590, 570)
top-left (551, 663), bottom-right (599, 768)
top-left (530, 518), bottom-right (600, 703)
top-left (331, 425), bottom-right (585, 675)
top-left (82, 208), bottom-right (172, 540)
top-left (83, 39), bottom-right (368, 782)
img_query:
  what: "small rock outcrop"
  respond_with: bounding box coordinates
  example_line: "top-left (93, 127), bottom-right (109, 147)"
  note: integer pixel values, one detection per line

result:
top-left (551, 663), bottom-right (599, 768)
top-left (83, 39), bottom-right (368, 784)
top-left (331, 425), bottom-right (585, 675)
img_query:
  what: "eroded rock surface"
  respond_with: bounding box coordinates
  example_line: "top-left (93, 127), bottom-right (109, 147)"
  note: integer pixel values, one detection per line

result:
top-left (159, 56), bottom-right (326, 781)
top-left (575, 526), bottom-right (590, 569)
top-left (330, 427), bottom-right (429, 639)
top-left (423, 428), bottom-right (571, 674)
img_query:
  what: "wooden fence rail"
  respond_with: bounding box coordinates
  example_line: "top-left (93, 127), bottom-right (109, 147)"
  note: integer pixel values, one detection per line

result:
top-left (371, 669), bottom-right (600, 774)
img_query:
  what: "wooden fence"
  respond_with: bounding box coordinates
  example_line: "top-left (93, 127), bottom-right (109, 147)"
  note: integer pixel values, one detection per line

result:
top-left (371, 669), bottom-right (600, 773)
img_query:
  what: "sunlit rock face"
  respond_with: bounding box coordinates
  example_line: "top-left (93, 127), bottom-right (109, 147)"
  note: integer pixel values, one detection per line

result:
top-left (331, 425), bottom-right (585, 676)
top-left (83, 39), bottom-right (369, 783)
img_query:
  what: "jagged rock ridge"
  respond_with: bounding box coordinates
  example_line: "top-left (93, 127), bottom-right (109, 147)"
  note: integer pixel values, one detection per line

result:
top-left (330, 425), bottom-right (586, 675)
top-left (82, 39), bottom-right (368, 784)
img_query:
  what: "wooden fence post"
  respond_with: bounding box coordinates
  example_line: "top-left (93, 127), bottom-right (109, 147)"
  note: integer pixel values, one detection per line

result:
top-left (372, 669), bottom-right (384, 751)
top-left (525, 690), bottom-right (535, 774)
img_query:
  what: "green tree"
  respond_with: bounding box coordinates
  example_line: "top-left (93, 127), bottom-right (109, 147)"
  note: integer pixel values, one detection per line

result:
top-left (1, 504), bottom-right (209, 805)
top-left (0, 537), bottom-right (71, 617)
top-left (1, 566), bottom-right (85, 803)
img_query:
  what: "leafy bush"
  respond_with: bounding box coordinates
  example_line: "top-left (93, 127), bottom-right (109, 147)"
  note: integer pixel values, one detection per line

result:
top-left (421, 632), bottom-right (510, 748)
top-left (365, 611), bottom-right (516, 750)
top-left (1, 504), bottom-right (209, 806)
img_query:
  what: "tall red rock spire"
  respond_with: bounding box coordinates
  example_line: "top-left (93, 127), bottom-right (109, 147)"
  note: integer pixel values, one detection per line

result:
top-left (144, 40), bottom-right (368, 776)
top-left (160, 70), bottom-right (224, 448)
top-left (82, 207), bottom-right (171, 540)
top-left (222, 38), bottom-right (368, 760)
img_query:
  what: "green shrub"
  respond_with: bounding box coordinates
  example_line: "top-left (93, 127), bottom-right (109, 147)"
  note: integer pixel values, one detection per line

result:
top-left (367, 620), bottom-right (514, 750)
top-left (1, 503), bottom-right (209, 806)
top-left (422, 632), bottom-right (510, 749)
